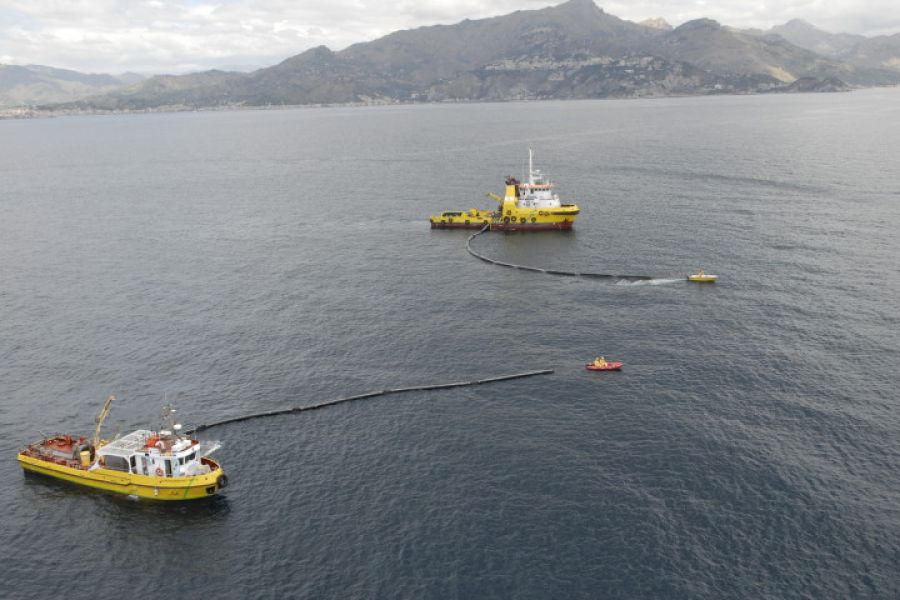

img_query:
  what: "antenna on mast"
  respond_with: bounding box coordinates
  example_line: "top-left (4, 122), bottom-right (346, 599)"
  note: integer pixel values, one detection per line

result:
top-left (161, 402), bottom-right (182, 438)
top-left (528, 146), bottom-right (534, 185)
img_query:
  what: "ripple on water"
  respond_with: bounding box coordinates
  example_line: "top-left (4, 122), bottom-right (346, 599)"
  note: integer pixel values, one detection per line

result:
top-left (2, 92), bottom-right (900, 598)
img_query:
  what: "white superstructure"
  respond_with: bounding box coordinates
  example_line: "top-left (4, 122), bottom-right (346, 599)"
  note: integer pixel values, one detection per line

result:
top-left (97, 429), bottom-right (221, 477)
top-left (95, 406), bottom-right (221, 478)
top-left (517, 147), bottom-right (564, 209)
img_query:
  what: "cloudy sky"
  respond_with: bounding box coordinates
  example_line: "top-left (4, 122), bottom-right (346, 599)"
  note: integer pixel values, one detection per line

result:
top-left (1, 0), bottom-right (898, 75)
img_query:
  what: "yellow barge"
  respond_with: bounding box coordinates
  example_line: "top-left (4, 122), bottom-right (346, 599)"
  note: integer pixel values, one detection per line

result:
top-left (17, 396), bottom-right (228, 501)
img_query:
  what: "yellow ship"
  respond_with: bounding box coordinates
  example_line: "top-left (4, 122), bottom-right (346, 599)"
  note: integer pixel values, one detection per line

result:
top-left (430, 148), bottom-right (580, 230)
top-left (17, 395), bottom-right (228, 501)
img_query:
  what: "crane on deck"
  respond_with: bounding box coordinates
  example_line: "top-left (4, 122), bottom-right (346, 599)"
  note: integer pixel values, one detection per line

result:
top-left (92, 394), bottom-right (115, 450)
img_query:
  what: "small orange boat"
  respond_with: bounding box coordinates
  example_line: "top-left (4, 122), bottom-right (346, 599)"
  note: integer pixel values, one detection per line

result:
top-left (585, 357), bottom-right (623, 371)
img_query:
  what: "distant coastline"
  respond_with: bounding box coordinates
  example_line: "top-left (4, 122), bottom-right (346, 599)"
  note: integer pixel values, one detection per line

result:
top-left (1, 82), bottom-right (878, 121)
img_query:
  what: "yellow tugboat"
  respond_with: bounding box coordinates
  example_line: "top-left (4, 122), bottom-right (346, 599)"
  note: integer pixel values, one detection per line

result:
top-left (430, 148), bottom-right (580, 230)
top-left (17, 395), bottom-right (228, 501)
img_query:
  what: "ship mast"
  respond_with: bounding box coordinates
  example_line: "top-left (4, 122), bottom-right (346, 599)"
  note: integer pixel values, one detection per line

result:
top-left (528, 147), bottom-right (534, 185)
top-left (161, 403), bottom-right (182, 439)
top-left (93, 394), bottom-right (115, 449)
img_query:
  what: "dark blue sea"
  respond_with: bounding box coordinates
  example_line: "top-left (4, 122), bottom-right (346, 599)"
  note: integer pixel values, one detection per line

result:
top-left (1, 89), bottom-right (899, 598)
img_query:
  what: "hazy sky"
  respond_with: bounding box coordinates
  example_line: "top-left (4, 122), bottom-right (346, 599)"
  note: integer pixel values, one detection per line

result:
top-left (2, 0), bottom-right (898, 75)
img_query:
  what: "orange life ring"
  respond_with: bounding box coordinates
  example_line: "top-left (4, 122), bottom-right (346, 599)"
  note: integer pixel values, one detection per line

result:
top-left (155, 467), bottom-right (164, 477)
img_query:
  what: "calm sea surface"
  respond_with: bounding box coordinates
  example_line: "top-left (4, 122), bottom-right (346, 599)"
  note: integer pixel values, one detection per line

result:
top-left (1, 89), bottom-right (899, 598)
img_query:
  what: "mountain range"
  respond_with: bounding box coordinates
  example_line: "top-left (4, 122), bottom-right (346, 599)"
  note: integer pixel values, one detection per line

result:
top-left (6, 0), bottom-right (900, 113)
top-left (0, 64), bottom-right (143, 109)
top-left (766, 19), bottom-right (900, 74)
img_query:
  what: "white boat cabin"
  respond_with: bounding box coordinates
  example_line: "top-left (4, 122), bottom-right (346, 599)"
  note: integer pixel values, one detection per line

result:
top-left (96, 429), bottom-right (219, 478)
top-left (510, 148), bottom-right (564, 209)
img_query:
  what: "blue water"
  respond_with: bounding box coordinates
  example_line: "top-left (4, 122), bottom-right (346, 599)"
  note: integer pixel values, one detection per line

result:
top-left (1, 89), bottom-right (899, 598)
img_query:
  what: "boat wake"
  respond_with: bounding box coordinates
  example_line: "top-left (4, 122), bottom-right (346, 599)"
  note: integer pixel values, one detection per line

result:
top-left (616, 278), bottom-right (682, 286)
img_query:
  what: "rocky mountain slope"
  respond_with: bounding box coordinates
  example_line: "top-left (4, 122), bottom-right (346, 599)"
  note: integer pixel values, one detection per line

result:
top-left (46, 0), bottom-right (898, 112)
top-left (0, 64), bottom-right (142, 108)
top-left (766, 19), bottom-right (900, 78)
top-left (768, 20), bottom-right (866, 57)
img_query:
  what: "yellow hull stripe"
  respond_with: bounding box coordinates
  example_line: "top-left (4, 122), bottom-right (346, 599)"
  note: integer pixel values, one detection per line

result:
top-left (18, 454), bottom-right (222, 501)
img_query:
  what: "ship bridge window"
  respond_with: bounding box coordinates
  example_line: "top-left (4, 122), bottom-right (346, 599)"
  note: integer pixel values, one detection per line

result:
top-left (103, 455), bottom-right (130, 472)
top-left (165, 460), bottom-right (172, 477)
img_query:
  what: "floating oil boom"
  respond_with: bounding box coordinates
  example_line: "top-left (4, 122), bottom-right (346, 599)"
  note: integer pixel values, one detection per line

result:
top-left (188, 368), bottom-right (555, 434)
top-left (465, 225), bottom-right (719, 283)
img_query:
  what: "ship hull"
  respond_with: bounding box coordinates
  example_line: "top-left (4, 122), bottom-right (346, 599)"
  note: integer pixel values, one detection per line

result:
top-left (431, 216), bottom-right (576, 230)
top-left (490, 220), bottom-right (573, 231)
top-left (586, 362), bottom-right (624, 371)
top-left (18, 453), bottom-right (226, 501)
